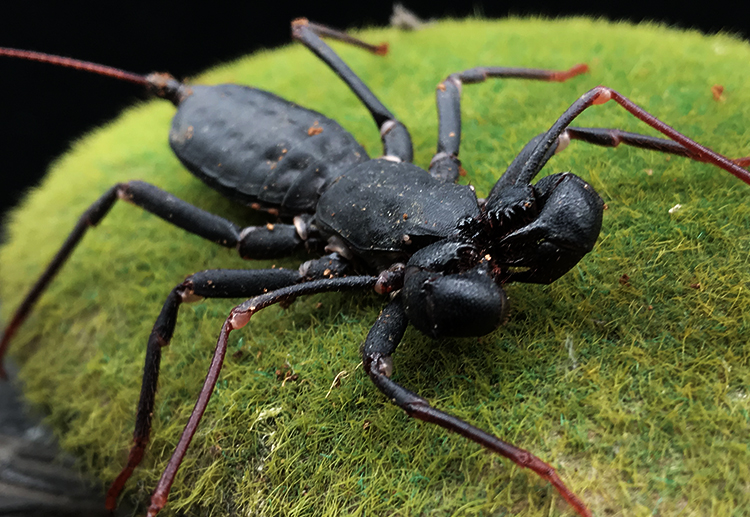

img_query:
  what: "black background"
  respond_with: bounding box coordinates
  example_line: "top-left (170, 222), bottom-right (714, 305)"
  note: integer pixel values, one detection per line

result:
top-left (1, 2), bottom-right (748, 224)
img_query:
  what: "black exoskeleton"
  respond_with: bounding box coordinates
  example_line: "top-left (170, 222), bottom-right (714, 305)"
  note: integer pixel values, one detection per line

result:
top-left (2, 18), bottom-right (750, 517)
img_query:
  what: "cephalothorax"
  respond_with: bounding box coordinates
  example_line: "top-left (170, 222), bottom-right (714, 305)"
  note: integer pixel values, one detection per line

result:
top-left (1, 19), bottom-right (749, 517)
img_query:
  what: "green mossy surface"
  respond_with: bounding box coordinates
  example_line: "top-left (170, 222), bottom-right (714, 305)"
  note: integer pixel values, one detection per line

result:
top-left (1, 17), bottom-right (749, 517)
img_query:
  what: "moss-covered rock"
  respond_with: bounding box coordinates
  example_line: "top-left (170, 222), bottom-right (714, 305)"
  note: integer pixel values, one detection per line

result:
top-left (1, 17), bottom-right (749, 517)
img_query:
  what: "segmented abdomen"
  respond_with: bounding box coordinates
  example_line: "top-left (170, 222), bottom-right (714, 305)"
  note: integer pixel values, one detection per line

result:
top-left (169, 84), bottom-right (369, 215)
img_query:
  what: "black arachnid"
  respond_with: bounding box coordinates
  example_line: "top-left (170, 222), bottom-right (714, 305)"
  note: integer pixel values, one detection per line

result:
top-left (1, 19), bottom-right (749, 517)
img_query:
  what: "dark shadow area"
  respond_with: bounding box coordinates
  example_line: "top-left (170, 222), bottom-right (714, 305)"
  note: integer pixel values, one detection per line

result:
top-left (0, 361), bottom-right (135, 517)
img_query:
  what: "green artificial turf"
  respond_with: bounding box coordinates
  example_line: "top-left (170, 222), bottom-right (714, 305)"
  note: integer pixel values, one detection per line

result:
top-left (1, 17), bottom-right (749, 517)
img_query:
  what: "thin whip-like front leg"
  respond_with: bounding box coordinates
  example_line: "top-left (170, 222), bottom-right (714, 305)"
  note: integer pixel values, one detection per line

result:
top-left (488, 125), bottom-right (750, 201)
top-left (145, 275), bottom-right (376, 517)
top-left (362, 296), bottom-right (592, 517)
top-left (511, 86), bottom-right (750, 186)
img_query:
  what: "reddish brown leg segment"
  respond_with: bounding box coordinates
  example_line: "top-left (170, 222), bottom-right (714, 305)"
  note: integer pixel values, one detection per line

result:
top-left (292, 19), bottom-right (413, 161)
top-left (564, 126), bottom-right (750, 166)
top-left (430, 63), bottom-right (589, 182)
top-left (516, 86), bottom-right (750, 186)
top-left (362, 297), bottom-right (592, 517)
top-left (105, 267), bottom-right (303, 508)
top-left (144, 275), bottom-right (376, 517)
top-left (603, 88), bottom-right (750, 184)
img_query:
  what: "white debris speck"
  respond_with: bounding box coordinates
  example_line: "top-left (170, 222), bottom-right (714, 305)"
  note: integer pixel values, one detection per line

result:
top-left (668, 203), bottom-right (682, 214)
top-left (565, 335), bottom-right (579, 369)
top-left (250, 406), bottom-right (283, 431)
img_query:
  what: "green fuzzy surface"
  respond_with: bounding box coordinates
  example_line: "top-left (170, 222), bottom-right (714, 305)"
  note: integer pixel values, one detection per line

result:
top-left (2, 17), bottom-right (750, 517)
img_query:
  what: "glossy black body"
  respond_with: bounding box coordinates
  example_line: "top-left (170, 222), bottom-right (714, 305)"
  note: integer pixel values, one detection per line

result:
top-left (170, 84), bottom-right (368, 215)
top-left (160, 72), bottom-right (606, 341)
top-left (317, 159), bottom-right (480, 269)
